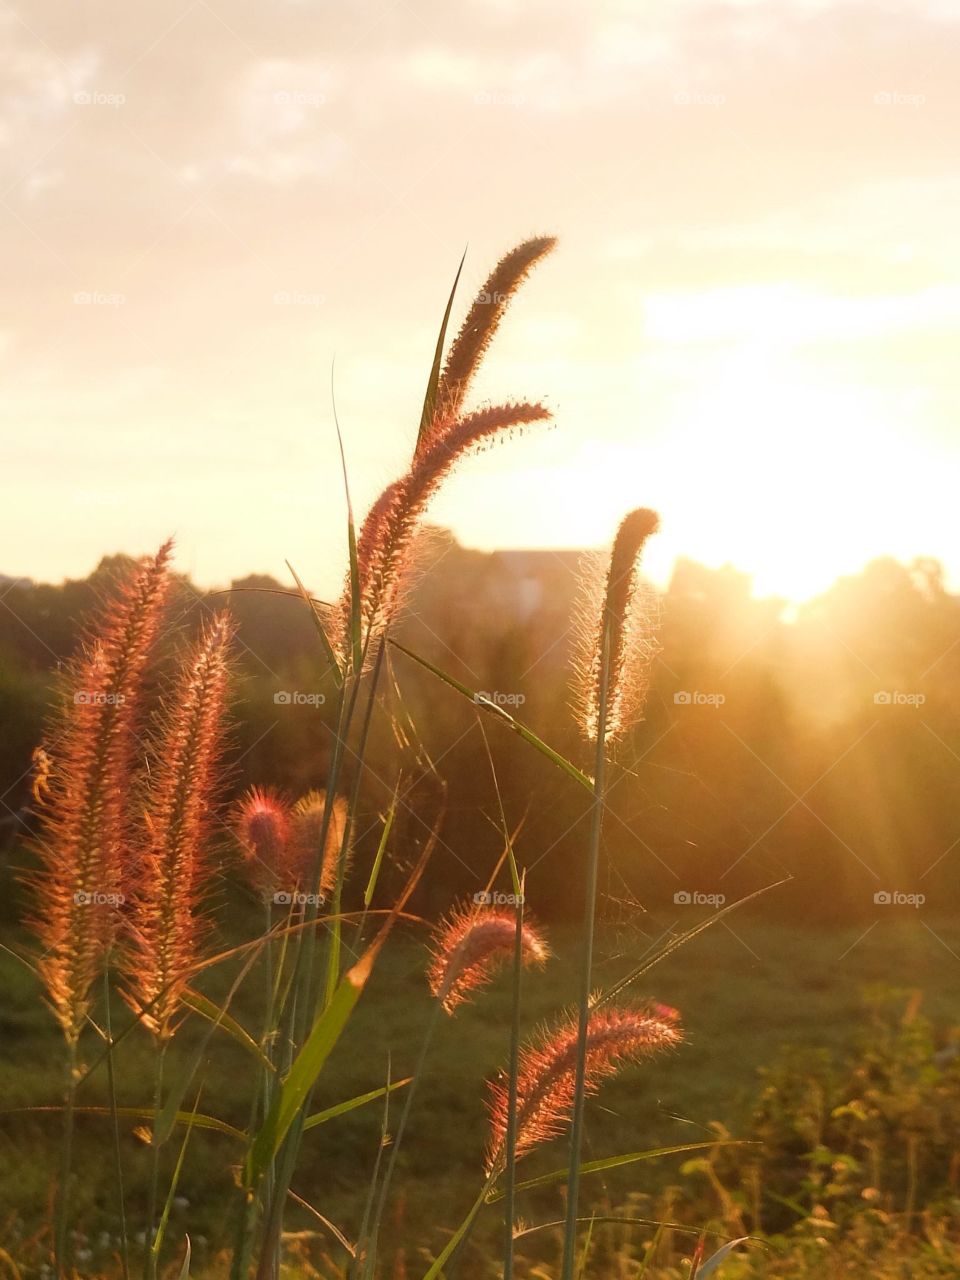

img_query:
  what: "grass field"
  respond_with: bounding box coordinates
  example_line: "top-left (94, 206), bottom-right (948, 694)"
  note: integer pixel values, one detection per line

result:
top-left (2, 902), bottom-right (957, 1274)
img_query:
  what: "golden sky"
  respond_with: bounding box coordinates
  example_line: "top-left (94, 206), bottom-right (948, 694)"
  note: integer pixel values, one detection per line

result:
top-left (3, 0), bottom-right (959, 601)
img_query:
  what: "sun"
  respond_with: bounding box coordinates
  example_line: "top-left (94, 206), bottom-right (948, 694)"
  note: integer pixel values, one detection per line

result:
top-left (433, 338), bottom-right (948, 607)
top-left (648, 353), bottom-right (924, 601)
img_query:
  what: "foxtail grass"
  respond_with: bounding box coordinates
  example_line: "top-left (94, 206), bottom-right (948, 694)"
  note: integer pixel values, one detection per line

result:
top-left (16, 238), bottom-right (710, 1280)
top-left (561, 509), bottom-right (661, 1280)
top-left (121, 610), bottom-right (234, 1280)
top-left (337, 401), bottom-right (552, 662)
top-left (357, 902), bottom-right (547, 1277)
top-left (124, 611), bottom-right (234, 1041)
top-left (27, 543), bottom-right (172, 1276)
top-left (487, 1003), bottom-right (683, 1171)
top-left (431, 235), bottom-right (557, 429)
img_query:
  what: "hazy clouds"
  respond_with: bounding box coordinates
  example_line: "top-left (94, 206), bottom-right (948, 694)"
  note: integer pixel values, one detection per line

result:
top-left (3, 0), bottom-right (958, 593)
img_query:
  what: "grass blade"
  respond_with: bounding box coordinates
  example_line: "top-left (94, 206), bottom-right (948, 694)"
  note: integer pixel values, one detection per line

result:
top-left (287, 1191), bottom-right (355, 1257)
top-left (513, 1216), bottom-right (724, 1242)
top-left (286, 560), bottom-right (342, 686)
top-left (594, 878), bottom-right (792, 1009)
top-left (485, 1142), bottom-right (750, 1203)
top-left (330, 362), bottom-right (362, 675)
top-left (576, 1215), bottom-right (595, 1279)
top-left (151, 1091), bottom-right (202, 1269)
top-left (1, 1105), bottom-right (245, 1142)
top-left (638, 1224), bottom-right (666, 1278)
top-left (244, 951), bottom-right (374, 1188)
top-left (363, 790), bottom-right (398, 908)
top-left (181, 988), bottom-right (274, 1072)
top-left (389, 638), bottom-right (593, 792)
top-left (303, 1078), bottom-right (411, 1131)
top-left (175, 1238), bottom-right (191, 1280)
top-left (353, 1059), bottom-right (396, 1279)
top-left (695, 1236), bottom-right (752, 1277)
top-left (416, 247), bottom-right (467, 452)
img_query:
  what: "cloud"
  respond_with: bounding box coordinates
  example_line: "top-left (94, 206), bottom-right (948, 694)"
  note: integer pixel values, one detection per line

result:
top-left (3, 0), bottom-right (960, 588)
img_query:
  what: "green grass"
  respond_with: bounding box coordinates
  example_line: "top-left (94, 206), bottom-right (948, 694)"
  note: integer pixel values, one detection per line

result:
top-left (1, 909), bottom-right (958, 1273)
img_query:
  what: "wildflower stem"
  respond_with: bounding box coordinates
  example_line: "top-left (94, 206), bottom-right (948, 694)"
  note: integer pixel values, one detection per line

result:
top-left (502, 886), bottom-right (525, 1280)
top-left (54, 1038), bottom-right (78, 1277)
top-left (232, 900), bottom-right (278, 1280)
top-left (422, 1167), bottom-right (500, 1280)
top-left (145, 1039), bottom-right (167, 1280)
top-left (255, 673), bottom-right (359, 1280)
top-left (560, 618), bottom-right (611, 1280)
top-left (361, 997), bottom-right (444, 1278)
top-left (262, 899), bottom-right (277, 1204)
top-left (325, 637), bottom-right (384, 1007)
top-left (103, 967), bottom-right (131, 1280)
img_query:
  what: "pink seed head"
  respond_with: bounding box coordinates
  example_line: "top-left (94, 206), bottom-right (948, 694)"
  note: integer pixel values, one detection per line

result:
top-left (235, 787), bottom-right (291, 890)
top-left (427, 905), bottom-right (549, 1014)
top-left (486, 1002), bottom-right (683, 1170)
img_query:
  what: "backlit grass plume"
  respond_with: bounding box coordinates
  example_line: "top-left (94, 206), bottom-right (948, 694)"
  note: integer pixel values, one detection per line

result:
top-left (288, 788), bottom-right (348, 898)
top-left (486, 1002), bottom-right (682, 1171)
top-left (332, 237), bottom-right (557, 666)
top-left (340, 401), bottom-right (551, 661)
top-left (428, 235), bottom-right (557, 437)
top-left (235, 787), bottom-right (292, 897)
top-left (427, 905), bottom-right (549, 1014)
top-left (29, 542), bottom-right (173, 1045)
top-left (574, 508), bottom-right (661, 743)
top-left (359, 901), bottom-right (550, 1272)
top-left (124, 612), bottom-right (234, 1040)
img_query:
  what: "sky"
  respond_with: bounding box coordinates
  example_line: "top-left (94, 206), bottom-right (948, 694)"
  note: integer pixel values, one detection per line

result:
top-left (3, 0), bottom-right (959, 602)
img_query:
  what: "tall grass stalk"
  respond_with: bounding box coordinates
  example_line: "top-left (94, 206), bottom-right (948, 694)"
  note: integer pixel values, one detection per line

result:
top-left (358, 997), bottom-right (444, 1278)
top-left (420, 1170), bottom-right (499, 1280)
top-left (254, 671), bottom-right (360, 1280)
top-left (144, 1041), bottom-right (168, 1280)
top-left (54, 1039), bottom-right (78, 1277)
top-left (229, 901), bottom-right (280, 1280)
top-left (560, 619), bottom-right (611, 1280)
top-left (325, 639), bottom-right (385, 1007)
top-left (353, 1060), bottom-right (395, 1276)
top-left (501, 880), bottom-right (526, 1280)
top-left (475, 721), bottom-right (527, 1280)
top-left (103, 966), bottom-right (131, 1280)
top-left (257, 637), bottom-right (381, 1273)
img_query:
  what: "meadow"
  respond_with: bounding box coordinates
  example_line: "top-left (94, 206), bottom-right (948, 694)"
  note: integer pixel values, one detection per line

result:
top-left (3, 910), bottom-right (959, 1276)
top-left (3, 236), bottom-right (960, 1280)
